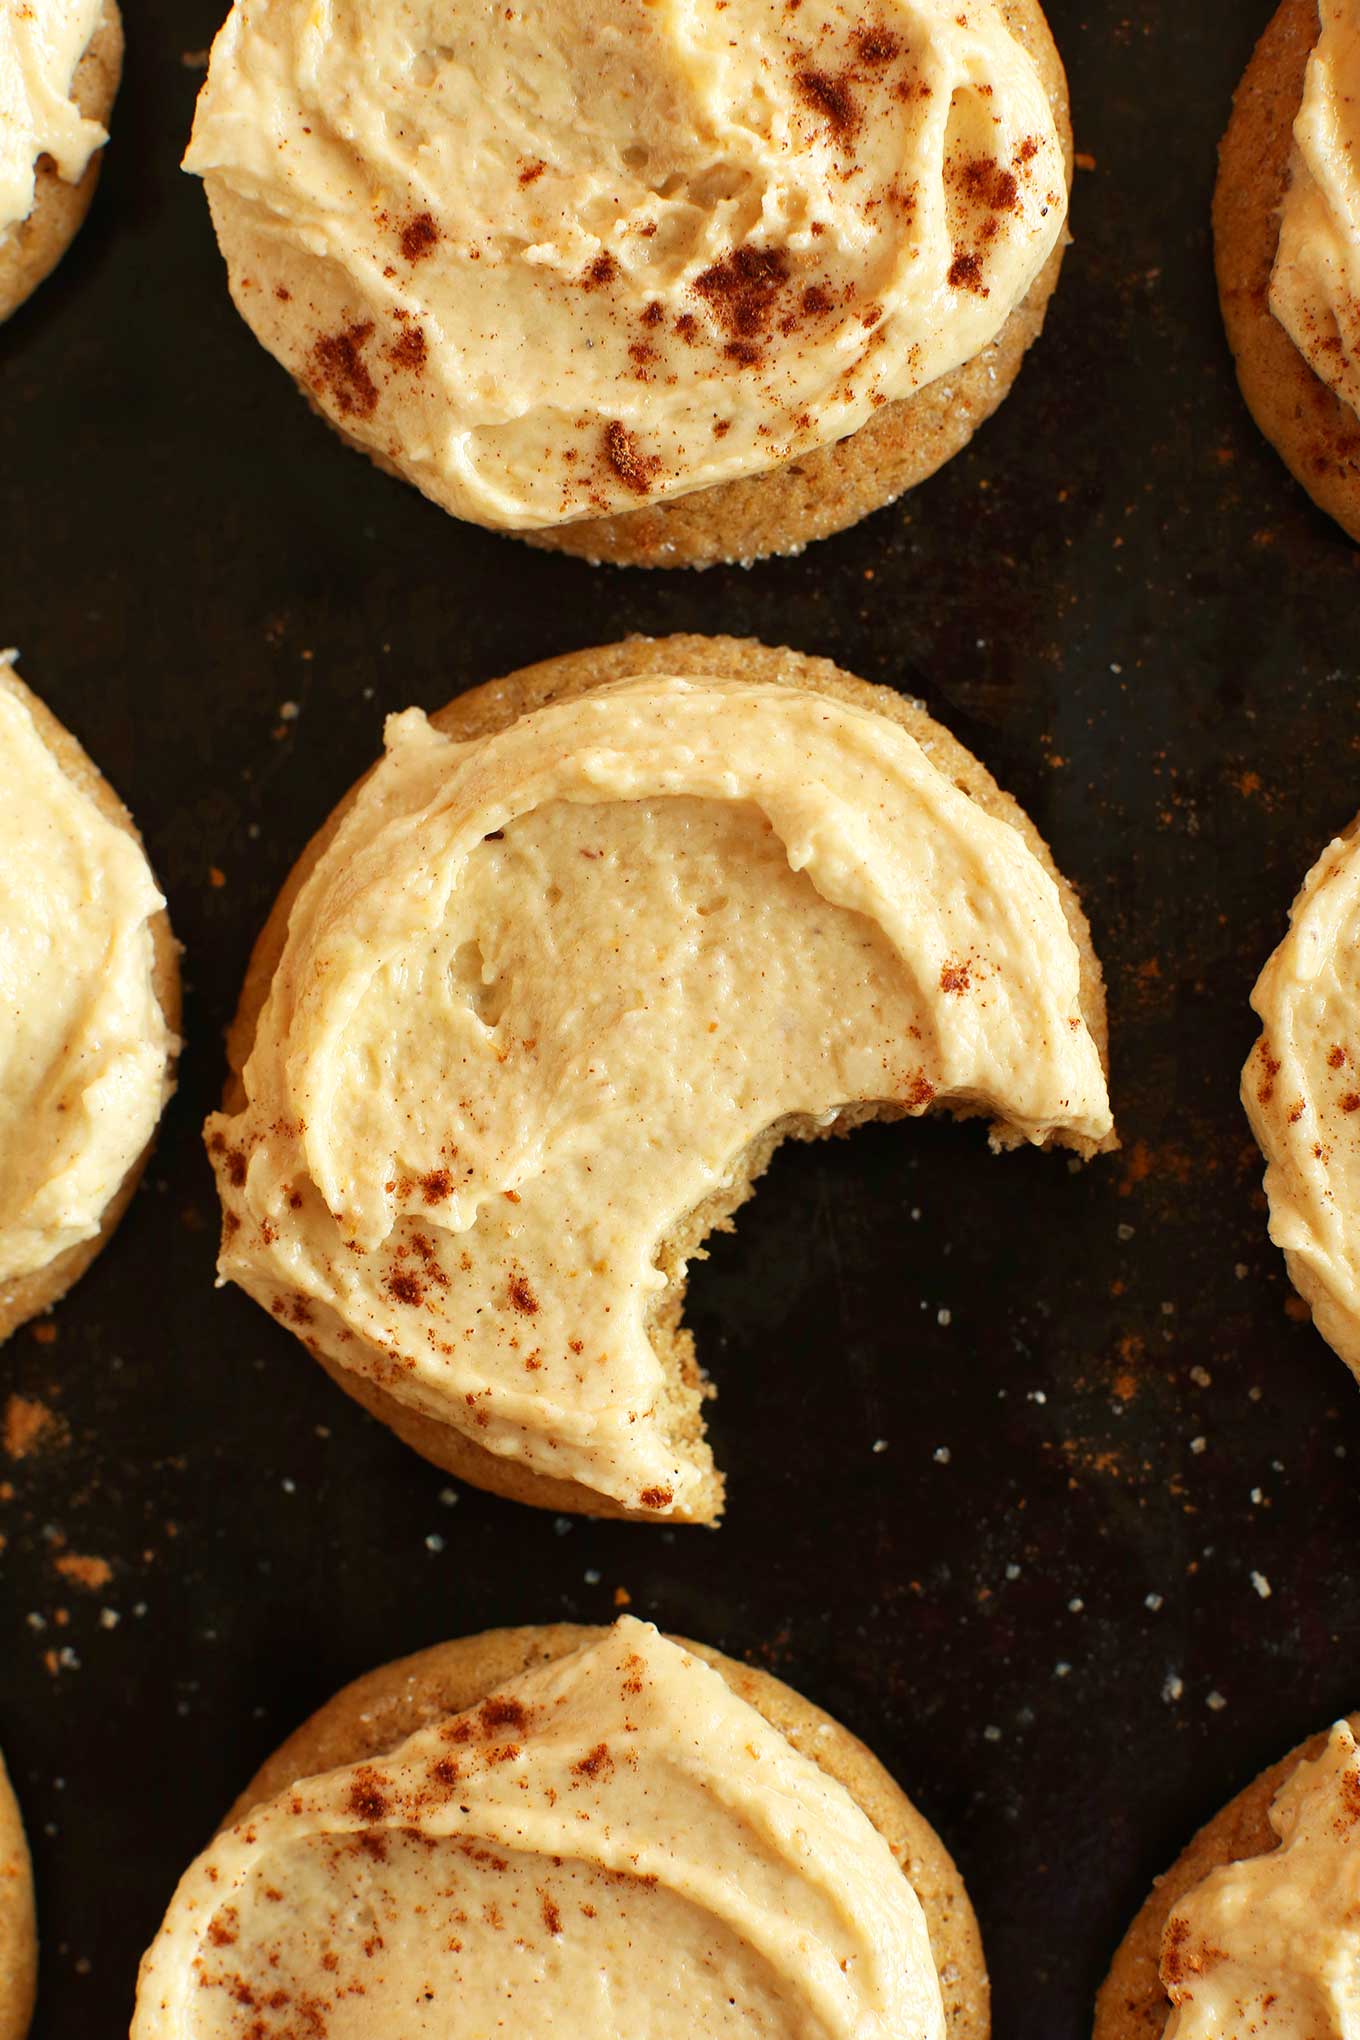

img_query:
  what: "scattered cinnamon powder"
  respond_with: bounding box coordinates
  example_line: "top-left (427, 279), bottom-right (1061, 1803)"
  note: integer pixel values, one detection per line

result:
top-left (581, 251), bottom-right (617, 290)
top-left (399, 212), bottom-right (440, 262)
top-left (4, 1394), bottom-right (65, 1461)
top-left (346, 1769), bottom-right (389, 1821)
top-left (309, 323), bottom-right (379, 419)
top-left (959, 157), bottom-right (1020, 213)
top-left (480, 1696), bottom-right (529, 1735)
top-left (694, 244), bottom-right (790, 345)
top-left (947, 249), bottom-right (988, 295)
top-left (386, 325), bottom-right (428, 373)
top-left (52, 1552), bottom-right (113, 1592)
top-left (507, 1274), bottom-right (539, 1316)
top-left (602, 420), bottom-right (661, 495)
top-left (851, 23), bottom-right (901, 62)
top-left (573, 1743), bottom-right (614, 1781)
top-left (795, 66), bottom-right (858, 135)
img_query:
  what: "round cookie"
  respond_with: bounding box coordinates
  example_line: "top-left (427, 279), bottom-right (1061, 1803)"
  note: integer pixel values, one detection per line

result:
top-left (0, 665), bottom-right (181, 1344)
top-left (0, 1752), bottom-right (35, 2040)
top-left (0, 0), bottom-right (124, 325)
top-left (218, 632), bottom-right (1113, 1519)
top-left (1214, 0), bottom-right (1360, 544)
top-left (1092, 1714), bottom-right (1358, 2040)
top-left (223, 1623), bottom-right (989, 2040)
top-left (292, 0), bottom-right (1070, 568)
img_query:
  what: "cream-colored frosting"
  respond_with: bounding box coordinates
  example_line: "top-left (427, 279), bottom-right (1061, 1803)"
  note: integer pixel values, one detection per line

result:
top-left (183, 0), bottom-right (1067, 530)
top-left (1270, 0), bottom-right (1360, 421)
top-left (0, 0), bottom-right (108, 240)
top-left (1244, 823), bottom-right (1360, 1377)
top-left (0, 667), bottom-right (173, 1285)
top-left (133, 1619), bottom-right (946, 2040)
top-left (1160, 1721), bottom-right (1360, 2039)
top-left (206, 673), bottom-right (1111, 1515)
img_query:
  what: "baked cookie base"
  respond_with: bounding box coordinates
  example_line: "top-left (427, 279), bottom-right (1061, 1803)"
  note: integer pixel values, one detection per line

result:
top-left (0, 1753), bottom-right (35, 2040)
top-left (217, 632), bottom-right (1113, 1523)
top-left (1214, 0), bottom-right (1360, 543)
top-left (0, 666), bottom-right (180, 1344)
top-left (0, 0), bottom-right (123, 325)
top-left (219, 1623), bottom-right (990, 2040)
top-left (1092, 1714), bottom-right (1359, 2040)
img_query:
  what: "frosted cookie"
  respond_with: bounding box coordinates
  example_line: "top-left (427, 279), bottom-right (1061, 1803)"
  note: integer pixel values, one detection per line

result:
top-left (0, 1752), bottom-right (35, 2040)
top-left (0, 658), bottom-right (180, 1342)
top-left (1094, 1714), bottom-right (1360, 2040)
top-left (0, 0), bottom-right (123, 323)
top-left (1215, 0), bottom-right (1360, 542)
top-left (133, 1618), bottom-right (989, 2040)
top-left (1242, 815), bottom-right (1360, 1379)
top-left (205, 633), bottom-right (1114, 1521)
top-left (183, 0), bottom-right (1072, 568)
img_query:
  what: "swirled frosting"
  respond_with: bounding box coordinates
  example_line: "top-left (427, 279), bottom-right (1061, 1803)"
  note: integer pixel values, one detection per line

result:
top-left (183, 0), bottom-right (1067, 528)
top-left (0, 0), bottom-right (108, 240)
top-left (205, 672), bottom-right (1110, 1516)
top-left (0, 664), bottom-right (173, 1286)
top-left (1244, 822), bottom-right (1360, 1376)
top-left (132, 1620), bottom-right (947, 2040)
top-left (1161, 1722), bottom-right (1360, 2040)
top-left (1270, 0), bottom-right (1360, 420)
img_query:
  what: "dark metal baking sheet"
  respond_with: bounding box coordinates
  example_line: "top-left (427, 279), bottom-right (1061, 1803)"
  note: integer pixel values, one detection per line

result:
top-left (4, 2), bottom-right (1360, 2034)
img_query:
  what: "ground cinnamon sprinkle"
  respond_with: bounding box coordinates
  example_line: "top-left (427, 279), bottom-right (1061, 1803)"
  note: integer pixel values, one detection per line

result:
top-left (693, 244), bottom-right (791, 362)
top-left (310, 323), bottom-right (379, 418)
top-left (399, 212), bottom-right (440, 262)
top-left (960, 157), bottom-right (1020, 213)
top-left (581, 251), bottom-right (617, 290)
top-left (52, 1552), bottom-right (113, 1592)
top-left (602, 420), bottom-right (661, 495)
top-left (795, 65), bottom-right (858, 135)
top-left (851, 23), bottom-right (901, 62)
top-left (386, 325), bottom-right (428, 372)
top-left (507, 1273), bottom-right (539, 1315)
top-left (947, 249), bottom-right (988, 296)
top-left (387, 1269), bottom-right (424, 1307)
top-left (3, 1394), bottom-right (65, 1461)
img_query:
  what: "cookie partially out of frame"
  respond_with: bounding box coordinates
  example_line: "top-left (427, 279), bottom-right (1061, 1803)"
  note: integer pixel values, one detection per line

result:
top-left (0, 666), bottom-right (181, 1344)
top-left (1214, 0), bottom-right (1360, 543)
top-left (1092, 1715), bottom-right (1358, 2040)
top-left (300, 0), bottom-right (1071, 569)
top-left (0, 0), bottom-right (124, 325)
top-left (0, 1753), bottom-right (35, 2040)
top-left (224, 1623), bottom-right (990, 2040)
top-left (217, 632), bottom-right (1112, 1521)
